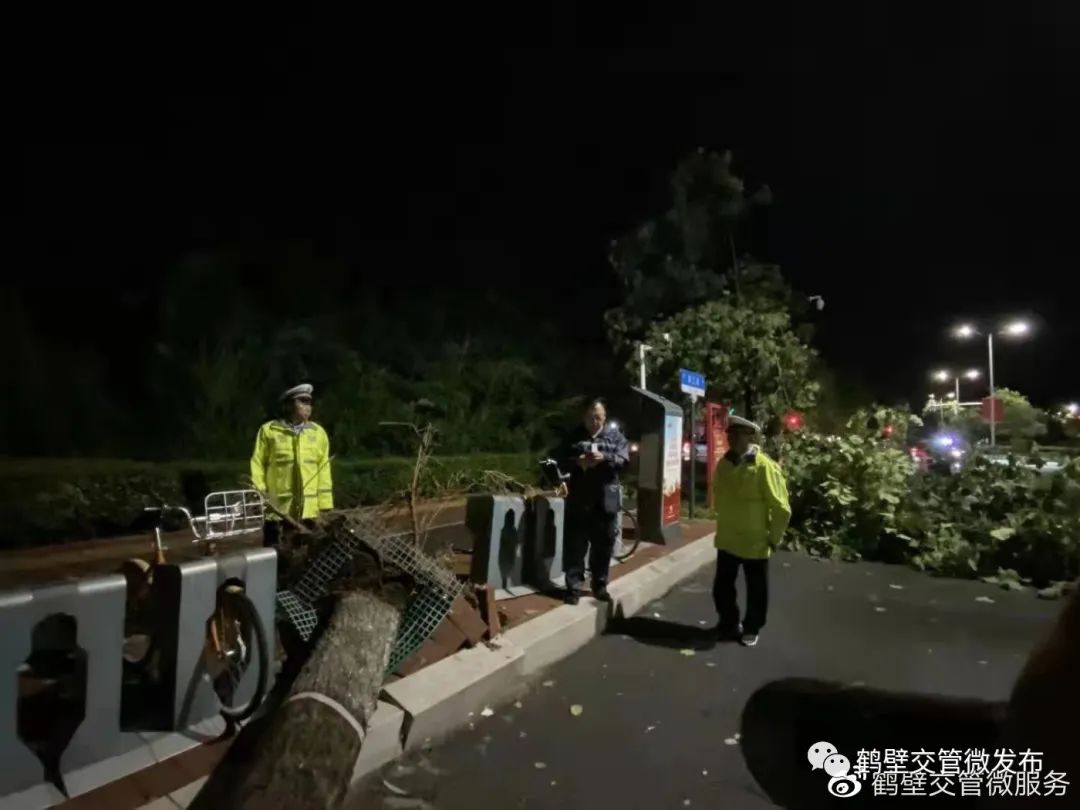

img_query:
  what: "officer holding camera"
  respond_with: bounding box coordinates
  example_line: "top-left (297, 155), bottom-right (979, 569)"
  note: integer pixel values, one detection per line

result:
top-left (557, 398), bottom-right (630, 605)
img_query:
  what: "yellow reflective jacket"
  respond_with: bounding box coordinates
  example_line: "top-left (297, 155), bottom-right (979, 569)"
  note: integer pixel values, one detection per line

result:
top-left (713, 448), bottom-right (791, 559)
top-left (250, 420), bottom-right (333, 521)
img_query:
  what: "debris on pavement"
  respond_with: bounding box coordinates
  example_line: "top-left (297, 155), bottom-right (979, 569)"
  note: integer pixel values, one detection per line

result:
top-left (698, 620), bottom-right (708, 625)
top-left (706, 662), bottom-right (717, 668)
top-left (514, 701), bottom-right (523, 708)
top-left (480, 706), bottom-right (494, 717)
top-left (653, 612), bottom-right (662, 618)
top-left (874, 606), bottom-right (887, 612)
top-left (383, 779), bottom-right (410, 796)
top-left (519, 731), bottom-right (528, 739)
top-left (542, 679), bottom-right (556, 687)
top-left (534, 762), bottom-right (547, 770)
top-left (679, 648), bottom-right (696, 656)
top-left (702, 769), bottom-right (709, 776)
top-left (570, 704), bottom-right (584, 717)
top-left (975, 596), bottom-right (996, 604)
top-left (889, 584), bottom-right (904, 590)
top-left (978, 660), bottom-right (988, 665)
top-left (645, 725), bottom-right (657, 733)
top-left (724, 737), bottom-right (738, 745)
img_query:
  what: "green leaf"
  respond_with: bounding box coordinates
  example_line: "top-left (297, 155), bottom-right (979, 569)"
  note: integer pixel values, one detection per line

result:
top-left (989, 527), bottom-right (1017, 541)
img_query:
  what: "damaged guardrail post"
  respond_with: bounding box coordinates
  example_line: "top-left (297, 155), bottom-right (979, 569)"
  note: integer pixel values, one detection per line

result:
top-left (467, 495), bottom-right (527, 591)
top-left (523, 494), bottom-right (564, 590)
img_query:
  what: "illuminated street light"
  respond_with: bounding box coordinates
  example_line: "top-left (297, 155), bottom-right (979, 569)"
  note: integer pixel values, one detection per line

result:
top-left (945, 391), bottom-right (956, 400)
top-left (932, 369), bottom-right (951, 383)
top-left (950, 318), bottom-right (1036, 447)
top-left (1067, 403), bottom-right (1079, 416)
top-left (963, 369), bottom-right (981, 381)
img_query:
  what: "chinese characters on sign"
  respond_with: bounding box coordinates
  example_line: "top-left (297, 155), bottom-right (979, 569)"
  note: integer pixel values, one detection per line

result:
top-left (854, 748), bottom-right (1068, 799)
top-left (661, 414), bottom-right (683, 524)
top-left (810, 741), bottom-right (1069, 800)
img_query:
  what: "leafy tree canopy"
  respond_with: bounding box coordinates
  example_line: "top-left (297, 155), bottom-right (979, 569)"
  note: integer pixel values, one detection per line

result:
top-left (605, 149), bottom-right (772, 356)
top-left (632, 296), bottom-right (819, 425)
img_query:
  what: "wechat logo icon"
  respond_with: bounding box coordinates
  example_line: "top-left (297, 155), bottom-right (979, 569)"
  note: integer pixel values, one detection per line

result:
top-left (808, 741), bottom-right (862, 798)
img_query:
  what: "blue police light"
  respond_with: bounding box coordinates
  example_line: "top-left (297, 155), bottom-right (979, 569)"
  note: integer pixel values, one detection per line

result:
top-left (933, 434), bottom-right (956, 449)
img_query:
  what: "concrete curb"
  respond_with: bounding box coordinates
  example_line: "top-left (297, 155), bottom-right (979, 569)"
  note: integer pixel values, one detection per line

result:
top-left (362, 531), bottom-right (716, 774)
top-left (140, 532), bottom-right (717, 808)
top-left (350, 700), bottom-right (406, 778)
top-left (381, 639), bottom-right (526, 751)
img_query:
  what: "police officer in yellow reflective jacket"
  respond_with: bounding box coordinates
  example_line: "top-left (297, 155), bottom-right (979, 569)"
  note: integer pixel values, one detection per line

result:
top-left (250, 383), bottom-right (334, 547)
top-left (712, 415), bottom-right (791, 647)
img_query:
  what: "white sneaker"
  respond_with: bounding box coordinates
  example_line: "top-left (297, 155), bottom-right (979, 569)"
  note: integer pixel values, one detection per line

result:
top-left (740, 632), bottom-right (759, 647)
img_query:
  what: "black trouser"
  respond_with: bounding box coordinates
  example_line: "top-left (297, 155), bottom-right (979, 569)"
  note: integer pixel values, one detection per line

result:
top-left (713, 549), bottom-right (769, 633)
top-left (263, 519), bottom-right (283, 548)
top-left (564, 507), bottom-right (619, 592)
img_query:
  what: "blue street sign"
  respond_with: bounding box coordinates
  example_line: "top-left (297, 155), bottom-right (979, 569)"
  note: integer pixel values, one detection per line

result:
top-left (679, 369), bottom-right (706, 399)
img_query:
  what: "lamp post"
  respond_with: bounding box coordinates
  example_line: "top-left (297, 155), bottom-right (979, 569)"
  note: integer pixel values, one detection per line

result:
top-left (637, 333), bottom-right (672, 391)
top-left (638, 343), bottom-right (651, 390)
top-left (952, 320), bottom-right (1032, 447)
top-left (931, 368), bottom-right (981, 420)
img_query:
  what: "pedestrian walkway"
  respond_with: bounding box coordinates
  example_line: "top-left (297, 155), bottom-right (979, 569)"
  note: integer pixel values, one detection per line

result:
top-left (347, 551), bottom-right (1061, 809)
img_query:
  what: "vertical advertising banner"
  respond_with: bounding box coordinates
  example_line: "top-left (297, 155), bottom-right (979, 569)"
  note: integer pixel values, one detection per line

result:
top-left (662, 414), bottom-right (683, 524)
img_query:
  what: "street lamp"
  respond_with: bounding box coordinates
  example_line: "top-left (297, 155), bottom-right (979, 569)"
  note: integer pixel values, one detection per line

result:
top-left (952, 319), bottom-right (1034, 447)
top-left (930, 368), bottom-right (982, 418)
top-left (637, 333), bottom-right (672, 391)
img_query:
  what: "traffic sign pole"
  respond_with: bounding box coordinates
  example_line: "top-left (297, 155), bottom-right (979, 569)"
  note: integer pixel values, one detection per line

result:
top-left (688, 396), bottom-right (696, 520)
top-left (988, 332), bottom-right (996, 447)
top-left (678, 369), bottom-right (707, 521)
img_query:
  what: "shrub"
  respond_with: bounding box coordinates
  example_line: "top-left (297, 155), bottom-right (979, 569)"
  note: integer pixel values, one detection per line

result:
top-left (780, 426), bottom-right (1080, 589)
top-left (781, 431), bottom-right (912, 561)
top-left (0, 454), bottom-right (535, 549)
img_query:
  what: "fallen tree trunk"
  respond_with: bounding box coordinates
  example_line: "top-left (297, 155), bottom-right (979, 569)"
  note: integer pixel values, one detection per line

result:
top-left (191, 588), bottom-right (405, 810)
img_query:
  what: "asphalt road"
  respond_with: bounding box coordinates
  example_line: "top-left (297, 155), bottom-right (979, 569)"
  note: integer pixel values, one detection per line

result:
top-left (348, 551), bottom-right (1063, 810)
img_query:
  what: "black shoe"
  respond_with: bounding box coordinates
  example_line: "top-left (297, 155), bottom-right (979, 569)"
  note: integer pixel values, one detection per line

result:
top-left (592, 585), bottom-right (612, 603)
top-left (564, 590), bottom-right (581, 605)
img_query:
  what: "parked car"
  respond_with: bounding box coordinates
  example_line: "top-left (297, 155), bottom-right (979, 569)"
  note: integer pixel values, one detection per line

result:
top-left (682, 434), bottom-right (708, 463)
top-left (909, 434), bottom-right (969, 475)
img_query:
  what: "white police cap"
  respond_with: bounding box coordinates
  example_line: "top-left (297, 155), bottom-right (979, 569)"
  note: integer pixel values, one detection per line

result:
top-left (280, 383), bottom-right (314, 402)
top-left (727, 415), bottom-right (762, 433)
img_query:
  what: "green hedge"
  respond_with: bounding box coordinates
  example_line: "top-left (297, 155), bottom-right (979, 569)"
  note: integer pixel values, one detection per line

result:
top-left (0, 454), bottom-right (535, 549)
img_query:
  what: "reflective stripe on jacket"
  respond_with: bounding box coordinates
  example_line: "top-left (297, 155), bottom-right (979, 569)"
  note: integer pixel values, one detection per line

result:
top-left (250, 420), bottom-right (333, 520)
top-left (712, 449), bottom-right (791, 559)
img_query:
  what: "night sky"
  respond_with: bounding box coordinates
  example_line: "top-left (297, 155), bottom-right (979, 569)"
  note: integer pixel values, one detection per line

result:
top-left (15, 5), bottom-right (1080, 407)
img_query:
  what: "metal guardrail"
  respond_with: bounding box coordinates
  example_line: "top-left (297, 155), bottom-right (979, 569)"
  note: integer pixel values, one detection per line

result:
top-left (0, 548), bottom-right (277, 807)
top-left (467, 495), bottom-right (528, 591)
